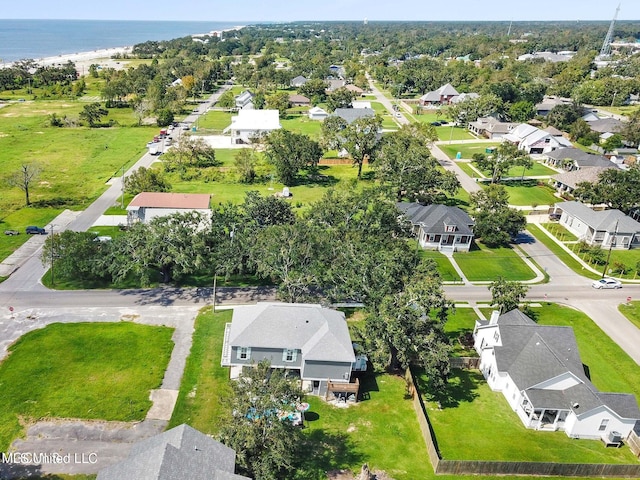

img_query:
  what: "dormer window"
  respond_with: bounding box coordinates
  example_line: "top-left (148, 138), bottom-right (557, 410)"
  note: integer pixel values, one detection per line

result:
top-left (444, 224), bottom-right (456, 232)
top-left (282, 349), bottom-right (297, 362)
top-left (237, 347), bottom-right (251, 360)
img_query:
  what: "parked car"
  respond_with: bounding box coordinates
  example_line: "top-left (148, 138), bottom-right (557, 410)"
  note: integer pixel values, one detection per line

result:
top-left (25, 226), bottom-right (47, 235)
top-left (430, 121), bottom-right (442, 126)
top-left (549, 213), bottom-right (562, 221)
top-left (4, 230), bottom-right (20, 236)
top-left (591, 278), bottom-right (622, 289)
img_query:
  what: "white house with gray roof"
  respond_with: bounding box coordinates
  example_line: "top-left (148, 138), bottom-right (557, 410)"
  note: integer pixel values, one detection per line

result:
top-left (397, 202), bottom-right (475, 253)
top-left (553, 201), bottom-right (640, 249)
top-left (474, 310), bottom-right (640, 440)
top-left (222, 303), bottom-right (356, 396)
top-left (97, 424), bottom-right (249, 480)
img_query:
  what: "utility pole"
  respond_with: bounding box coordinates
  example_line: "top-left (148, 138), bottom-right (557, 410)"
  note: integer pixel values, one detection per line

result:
top-left (50, 224), bottom-right (55, 286)
top-left (602, 219), bottom-right (619, 278)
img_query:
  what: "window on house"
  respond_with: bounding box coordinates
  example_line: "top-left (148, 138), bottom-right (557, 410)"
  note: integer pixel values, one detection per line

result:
top-left (599, 419), bottom-right (609, 431)
top-left (493, 331), bottom-right (500, 342)
top-left (237, 347), bottom-right (251, 360)
top-left (282, 349), bottom-right (297, 362)
top-left (445, 224), bottom-right (456, 232)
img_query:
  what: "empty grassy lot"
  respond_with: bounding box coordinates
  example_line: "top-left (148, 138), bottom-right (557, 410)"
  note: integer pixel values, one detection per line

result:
top-left (453, 242), bottom-right (536, 281)
top-left (0, 322), bottom-right (174, 451)
top-left (421, 303), bottom-right (639, 464)
top-left (488, 180), bottom-right (559, 207)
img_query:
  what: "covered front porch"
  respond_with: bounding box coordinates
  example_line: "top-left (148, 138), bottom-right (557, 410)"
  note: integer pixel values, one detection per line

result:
top-left (418, 230), bottom-right (473, 253)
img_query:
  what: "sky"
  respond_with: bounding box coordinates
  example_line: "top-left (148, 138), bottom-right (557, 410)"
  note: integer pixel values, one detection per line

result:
top-left (2, 0), bottom-right (639, 22)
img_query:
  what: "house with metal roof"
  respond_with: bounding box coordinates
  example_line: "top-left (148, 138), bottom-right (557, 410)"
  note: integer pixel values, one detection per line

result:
top-left (127, 193), bottom-right (211, 224)
top-left (97, 424), bottom-right (250, 480)
top-left (222, 303), bottom-right (357, 396)
top-left (474, 310), bottom-right (640, 440)
top-left (224, 109), bottom-right (281, 144)
top-left (552, 201), bottom-right (640, 249)
top-left (234, 90), bottom-right (255, 110)
top-left (397, 202), bottom-right (475, 253)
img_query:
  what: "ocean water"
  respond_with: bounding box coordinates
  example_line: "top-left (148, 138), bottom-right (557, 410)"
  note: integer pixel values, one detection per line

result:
top-left (0, 19), bottom-right (246, 63)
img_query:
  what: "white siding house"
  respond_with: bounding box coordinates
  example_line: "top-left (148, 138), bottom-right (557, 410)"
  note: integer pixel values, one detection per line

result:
top-left (224, 109), bottom-right (281, 144)
top-left (474, 310), bottom-right (640, 440)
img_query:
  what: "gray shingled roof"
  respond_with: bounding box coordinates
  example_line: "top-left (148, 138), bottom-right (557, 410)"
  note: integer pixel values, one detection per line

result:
top-left (229, 303), bottom-right (355, 364)
top-left (587, 117), bottom-right (624, 134)
top-left (555, 201), bottom-right (640, 234)
top-left (493, 310), bottom-right (640, 420)
top-left (546, 147), bottom-right (613, 168)
top-left (97, 424), bottom-right (249, 480)
top-left (333, 107), bottom-right (374, 124)
top-left (397, 202), bottom-right (474, 235)
top-left (552, 167), bottom-right (613, 190)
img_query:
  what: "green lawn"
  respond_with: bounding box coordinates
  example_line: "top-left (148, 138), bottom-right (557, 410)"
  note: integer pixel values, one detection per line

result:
top-left (420, 304), bottom-right (640, 464)
top-left (169, 308), bottom-right (234, 432)
top-left (435, 125), bottom-right (476, 141)
top-left (526, 224), bottom-right (600, 280)
top-left (439, 142), bottom-right (500, 160)
top-left (541, 221), bottom-right (578, 242)
top-left (474, 162), bottom-right (558, 178)
top-left (0, 322), bottom-right (174, 451)
top-left (618, 301), bottom-right (640, 330)
top-left (489, 180), bottom-right (559, 207)
top-left (445, 307), bottom-right (480, 357)
top-left (456, 161), bottom-right (482, 178)
top-left (453, 242), bottom-right (536, 281)
top-left (280, 114), bottom-right (323, 138)
top-left (418, 249), bottom-right (461, 282)
top-left (196, 110), bottom-right (233, 131)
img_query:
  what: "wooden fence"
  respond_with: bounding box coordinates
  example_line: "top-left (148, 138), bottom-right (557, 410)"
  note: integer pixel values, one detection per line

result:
top-left (405, 368), bottom-right (640, 477)
top-left (448, 357), bottom-right (480, 369)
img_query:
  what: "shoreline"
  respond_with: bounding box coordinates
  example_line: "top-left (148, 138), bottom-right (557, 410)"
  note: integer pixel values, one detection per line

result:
top-left (3, 25), bottom-right (246, 73)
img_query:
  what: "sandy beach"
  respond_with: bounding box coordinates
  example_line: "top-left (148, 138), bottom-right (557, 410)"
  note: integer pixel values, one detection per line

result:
top-left (39, 46), bottom-right (134, 74)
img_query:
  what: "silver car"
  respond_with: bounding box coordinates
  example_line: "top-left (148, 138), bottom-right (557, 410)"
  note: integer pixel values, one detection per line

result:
top-left (591, 278), bottom-right (622, 289)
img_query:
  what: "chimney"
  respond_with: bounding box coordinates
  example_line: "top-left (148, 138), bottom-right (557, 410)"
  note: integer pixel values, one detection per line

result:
top-left (489, 310), bottom-right (500, 325)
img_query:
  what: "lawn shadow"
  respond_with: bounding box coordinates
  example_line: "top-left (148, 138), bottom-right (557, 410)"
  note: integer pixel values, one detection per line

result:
top-left (357, 372), bottom-right (379, 402)
top-left (416, 368), bottom-right (482, 409)
top-left (294, 430), bottom-right (364, 479)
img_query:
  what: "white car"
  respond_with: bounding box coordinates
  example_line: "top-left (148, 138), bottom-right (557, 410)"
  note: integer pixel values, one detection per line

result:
top-left (591, 278), bottom-right (622, 289)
